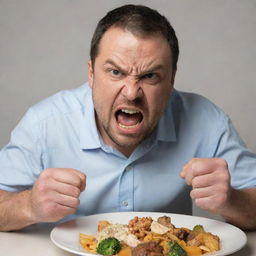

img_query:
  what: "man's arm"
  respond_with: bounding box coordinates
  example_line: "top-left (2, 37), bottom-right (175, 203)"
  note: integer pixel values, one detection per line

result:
top-left (217, 187), bottom-right (256, 230)
top-left (181, 158), bottom-right (256, 230)
top-left (0, 168), bottom-right (86, 231)
top-left (0, 189), bottom-right (35, 231)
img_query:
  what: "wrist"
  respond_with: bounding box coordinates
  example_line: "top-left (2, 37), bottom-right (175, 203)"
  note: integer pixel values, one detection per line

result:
top-left (218, 188), bottom-right (255, 230)
top-left (20, 190), bottom-right (38, 226)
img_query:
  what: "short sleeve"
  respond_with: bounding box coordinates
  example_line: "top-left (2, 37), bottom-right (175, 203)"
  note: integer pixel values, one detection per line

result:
top-left (213, 115), bottom-right (256, 189)
top-left (0, 108), bottom-right (43, 191)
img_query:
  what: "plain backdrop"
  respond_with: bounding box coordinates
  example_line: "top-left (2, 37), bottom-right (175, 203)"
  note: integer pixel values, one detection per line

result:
top-left (0, 0), bottom-right (256, 218)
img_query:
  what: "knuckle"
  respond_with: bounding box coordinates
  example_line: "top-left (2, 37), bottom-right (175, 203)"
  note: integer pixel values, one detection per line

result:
top-left (217, 171), bottom-right (230, 184)
top-left (222, 172), bottom-right (230, 183)
top-left (71, 175), bottom-right (82, 188)
top-left (186, 158), bottom-right (196, 169)
top-left (216, 158), bottom-right (228, 168)
top-left (191, 176), bottom-right (200, 188)
top-left (75, 179), bottom-right (82, 188)
top-left (191, 159), bottom-right (204, 174)
top-left (190, 189), bottom-right (197, 199)
top-left (72, 187), bottom-right (80, 197)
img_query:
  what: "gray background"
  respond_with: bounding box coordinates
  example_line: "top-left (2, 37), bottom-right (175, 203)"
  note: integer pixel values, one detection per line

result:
top-left (0, 0), bottom-right (255, 217)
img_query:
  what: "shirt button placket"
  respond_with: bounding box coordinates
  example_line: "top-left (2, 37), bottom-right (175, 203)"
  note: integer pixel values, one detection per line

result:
top-left (119, 165), bottom-right (134, 211)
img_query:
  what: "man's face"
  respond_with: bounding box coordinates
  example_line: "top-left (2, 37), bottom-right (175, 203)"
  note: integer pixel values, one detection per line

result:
top-left (88, 27), bottom-right (175, 156)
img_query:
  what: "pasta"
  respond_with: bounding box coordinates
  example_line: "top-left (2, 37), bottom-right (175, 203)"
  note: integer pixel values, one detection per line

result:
top-left (79, 233), bottom-right (97, 253)
top-left (79, 216), bottom-right (220, 256)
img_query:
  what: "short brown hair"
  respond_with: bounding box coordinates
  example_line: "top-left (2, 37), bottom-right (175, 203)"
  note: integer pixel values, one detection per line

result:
top-left (90, 4), bottom-right (179, 70)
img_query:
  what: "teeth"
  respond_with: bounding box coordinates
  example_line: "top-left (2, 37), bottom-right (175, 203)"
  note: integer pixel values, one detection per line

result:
top-left (118, 123), bottom-right (139, 129)
top-left (121, 109), bottom-right (140, 114)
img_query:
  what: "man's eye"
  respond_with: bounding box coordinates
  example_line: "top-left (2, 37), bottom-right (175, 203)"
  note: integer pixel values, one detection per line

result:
top-left (141, 73), bottom-right (159, 82)
top-left (143, 73), bottom-right (156, 79)
top-left (110, 69), bottom-right (122, 76)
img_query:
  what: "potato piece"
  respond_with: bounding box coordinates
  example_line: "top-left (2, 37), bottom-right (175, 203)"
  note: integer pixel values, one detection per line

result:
top-left (185, 246), bottom-right (202, 256)
top-left (118, 246), bottom-right (132, 256)
top-left (201, 232), bottom-right (220, 252)
top-left (187, 232), bottom-right (220, 252)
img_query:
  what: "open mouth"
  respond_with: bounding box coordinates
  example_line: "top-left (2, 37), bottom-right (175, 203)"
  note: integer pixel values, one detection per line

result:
top-left (115, 108), bottom-right (143, 129)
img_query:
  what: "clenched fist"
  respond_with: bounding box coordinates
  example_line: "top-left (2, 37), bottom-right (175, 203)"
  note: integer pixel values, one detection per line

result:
top-left (180, 158), bottom-right (231, 213)
top-left (29, 168), bottom-right (86, 223)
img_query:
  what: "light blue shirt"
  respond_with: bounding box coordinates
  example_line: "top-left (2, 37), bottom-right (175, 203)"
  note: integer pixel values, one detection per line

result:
top-left (1, 83), bottom-right (256, 221)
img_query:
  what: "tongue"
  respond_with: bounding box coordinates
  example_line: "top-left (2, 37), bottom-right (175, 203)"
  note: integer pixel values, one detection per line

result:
top-left (117, 112), bottom-right (141, 126)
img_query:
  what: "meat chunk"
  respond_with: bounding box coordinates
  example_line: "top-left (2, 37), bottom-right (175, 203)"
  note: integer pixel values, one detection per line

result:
top-left (132, 241), bottom-right (163, 256)
top-left (128, 217), bottom-right (153, 240)
top-left (173, 228), bottom-right (190, 241)
top-left (157, 216), bottom-right (173, 229)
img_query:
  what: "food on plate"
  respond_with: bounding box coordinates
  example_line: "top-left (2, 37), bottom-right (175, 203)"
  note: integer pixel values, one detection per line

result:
top-left (79, 215), bottom-right (220, 256)
top-left (166, 241), bottom-right (187, 256)
top-left (132, 241), bottom-right (163, 256)
top-left (96, 237), bottom-right (122, 255)
top-left (80, 233), bottom-right (97, 252)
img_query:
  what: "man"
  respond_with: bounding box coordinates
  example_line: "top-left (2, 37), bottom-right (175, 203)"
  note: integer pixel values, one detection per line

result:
top-left (0, 4), bottom-right (256, 231)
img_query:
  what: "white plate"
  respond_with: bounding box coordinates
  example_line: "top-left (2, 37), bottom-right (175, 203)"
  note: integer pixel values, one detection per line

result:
top-left (50, 212), bottom-right (247, 256)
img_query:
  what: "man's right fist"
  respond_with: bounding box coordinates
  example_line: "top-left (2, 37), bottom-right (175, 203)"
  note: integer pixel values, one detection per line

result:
top-left (29, 168), bottom-right (86, 222)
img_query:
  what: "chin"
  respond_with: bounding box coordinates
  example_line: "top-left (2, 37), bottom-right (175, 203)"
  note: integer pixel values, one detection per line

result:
top-left (113, 134), bottom-right (146, 149)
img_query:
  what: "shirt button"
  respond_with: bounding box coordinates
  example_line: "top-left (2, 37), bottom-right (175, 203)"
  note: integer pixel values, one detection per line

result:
top-left (122, 201), bottom-right (129, 207)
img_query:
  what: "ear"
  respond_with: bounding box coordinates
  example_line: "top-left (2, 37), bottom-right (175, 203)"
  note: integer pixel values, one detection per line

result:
top-left (88, 60), bottom-right (94, 88)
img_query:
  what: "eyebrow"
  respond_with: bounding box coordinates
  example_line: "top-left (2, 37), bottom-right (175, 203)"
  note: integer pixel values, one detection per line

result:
top-left (104, 60), bottom-right (127, 74)
top-left (142, 64), bottom-right (165, 74)
top-left (103, 59), bottom-right (165, 75)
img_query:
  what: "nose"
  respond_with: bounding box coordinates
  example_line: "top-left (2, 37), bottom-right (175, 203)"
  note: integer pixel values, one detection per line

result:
top-left (121, 76), bottom-right (143, 101)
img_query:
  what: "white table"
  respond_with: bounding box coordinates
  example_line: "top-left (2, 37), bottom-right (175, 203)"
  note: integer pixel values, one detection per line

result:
top-left (0, 222), bottom-right (255, 256)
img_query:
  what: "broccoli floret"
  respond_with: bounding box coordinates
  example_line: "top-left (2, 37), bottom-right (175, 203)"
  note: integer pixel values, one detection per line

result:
top-left (192, 225), bottom-right (204, 234)
top-left (166, 241), bottom-right (187, 256)
top-left (96, 237), bottom-right (121, 255)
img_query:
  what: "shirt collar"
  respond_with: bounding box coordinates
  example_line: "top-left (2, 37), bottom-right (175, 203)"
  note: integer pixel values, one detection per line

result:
top-left (80, 86), bottom-right (102, 150)
top-left (80, 85), bottom-right (177, 150)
